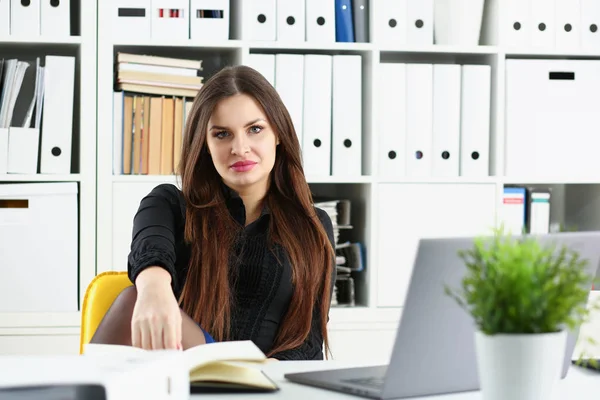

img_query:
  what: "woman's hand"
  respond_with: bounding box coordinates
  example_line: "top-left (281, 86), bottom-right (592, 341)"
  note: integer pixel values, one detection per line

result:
top-left (131, 267), bottom-right (182, 350)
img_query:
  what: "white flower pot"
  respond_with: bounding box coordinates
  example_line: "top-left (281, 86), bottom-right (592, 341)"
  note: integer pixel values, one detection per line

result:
top-left (434, 0), bottom-right (485, 46)
top-left (474, 330), bottom-right (568, 400)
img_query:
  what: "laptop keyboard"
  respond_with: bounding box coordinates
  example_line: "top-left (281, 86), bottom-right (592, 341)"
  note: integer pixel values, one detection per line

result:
top-left (342, 376), bottom-right (385, 389)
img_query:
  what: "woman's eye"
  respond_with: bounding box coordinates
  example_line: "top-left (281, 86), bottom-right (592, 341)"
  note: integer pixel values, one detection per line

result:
top-left (249, 125), bottom-right (263, 134)
top-left (215, 131), bottom-right (228, 139)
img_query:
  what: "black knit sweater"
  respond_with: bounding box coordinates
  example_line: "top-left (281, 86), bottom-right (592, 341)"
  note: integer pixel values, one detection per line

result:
top-left (127, 183), bottom-right (336, 360)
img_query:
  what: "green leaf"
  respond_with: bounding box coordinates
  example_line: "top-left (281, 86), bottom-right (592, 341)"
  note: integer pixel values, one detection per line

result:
top-left (445, 227), bottom-right (594, 338)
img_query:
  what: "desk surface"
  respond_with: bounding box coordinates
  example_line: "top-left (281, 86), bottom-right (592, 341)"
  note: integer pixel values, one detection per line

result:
top-left (193, 360), bottom-right (600, 400)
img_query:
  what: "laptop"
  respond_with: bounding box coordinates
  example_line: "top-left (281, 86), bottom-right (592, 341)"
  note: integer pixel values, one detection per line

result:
top-left (285, 232), bottom-right (600, 399)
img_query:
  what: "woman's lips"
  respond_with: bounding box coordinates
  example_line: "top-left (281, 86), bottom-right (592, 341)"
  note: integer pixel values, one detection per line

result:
top-left (230, 161), bottom-right (257, 172)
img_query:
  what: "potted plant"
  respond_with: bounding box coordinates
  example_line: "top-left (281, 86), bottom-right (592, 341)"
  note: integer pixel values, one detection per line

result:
top-left (445, 228), bottom-right (598, 400)
top-left (434, 0), bottom-right (485, 46)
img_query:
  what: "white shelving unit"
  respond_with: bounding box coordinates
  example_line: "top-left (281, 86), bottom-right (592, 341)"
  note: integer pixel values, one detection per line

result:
top-left (0, 0), bottom-right (97, 354)
top-left (93, 2), bottom-right (600, 363)
top-left (2, 0), bottom-right (600, 362)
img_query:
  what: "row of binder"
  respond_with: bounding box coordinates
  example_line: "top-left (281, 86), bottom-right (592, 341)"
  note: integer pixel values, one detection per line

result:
top-left (113, 0), bottom-right (230, 41)
top-left (113, 93), bottom-right (193, 176)
top-left (378, 62), bottom-right (491, 179)
top-left (483, 0), bottom-right (600, 50)
top-left (247, 53), bottom-right (363, 177)
top-left (239, 0), bottom-right (370, 43)
top-left (113, 0), bottom-right (370, 43)
top-left (0, 0), bottom-right (71, 38)
top-left (0, 56), bottom-right (75, 175)
top-left (500, 186), bottom-right (551, 235)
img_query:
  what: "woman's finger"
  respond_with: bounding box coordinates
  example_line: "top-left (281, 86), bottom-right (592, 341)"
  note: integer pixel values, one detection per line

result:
top-left (163, 319), bottom-right (178, 349)
top-left (150, 319), bottom-right (164, 350)
top-left (131, 321), bottom-right (142, 348)
top-left (141, 322), bottom-right (152, 350)
top-left (176, 311), bottom-right (183, 350)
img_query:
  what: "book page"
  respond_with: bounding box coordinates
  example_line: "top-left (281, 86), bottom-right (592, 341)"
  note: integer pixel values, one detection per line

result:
top-left (190, 361), bottom-right (277, 390)
top-left (183, 341), bottom-right (267, 371)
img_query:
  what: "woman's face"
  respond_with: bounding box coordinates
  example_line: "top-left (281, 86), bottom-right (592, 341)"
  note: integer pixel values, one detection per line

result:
top-left (206, 93), bottom-right (278, 194)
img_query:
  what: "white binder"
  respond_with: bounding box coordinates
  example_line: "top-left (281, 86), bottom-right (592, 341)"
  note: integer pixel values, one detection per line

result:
top-left (246, 53), bottom-right (275, 87)
top-left (432, 64), bottom-right (461, 178)
top-left (7, 127), bottom-right (39, 174)
top-left (332, 55), bottom-right (362, 177)
top-left (377, 62), bottom-right (406, 178)
top-left (276, 0), bottom-right (305, 41)
top-left (555, 0), bottom-right (581, 50)
top-left (241, 0), bottom-right (276, 41)
top-left (459, 65), bottom-right (491, 177)
top-left (306, 0), bottom-right (335, 43)
top-left (112, 0), bottom-right (151, 40)
top-left (10, 0), bottom-right (40, 37)
top-left (481, 0), bottom-right (530, 47)
top-left (0, 0), bottom-right (10, 37)
top-left (0, 129), bottom-right (8, 174)
top-left (151, 0), bottom-right (189, 40)
top-left (530, 0), bottom-right (555, 48)
top-left (190, 0), bottom-right (230, 41)
top-left (373, 0), bottom-right (407, 45)
top-left (302, 55), bottom-right (332, 176)
top-left (405, 63), bottom-right (433, 178)
top-left (406, 0), bottom-right (433, 45)
top-left (275, 54), bottom-right (304, 145)
top-left (40, 56), bottom-right (75, 174)
top-left (41, 0), bottom-right (70, 38)
top-left (581, 0), bottom-right (600, 50)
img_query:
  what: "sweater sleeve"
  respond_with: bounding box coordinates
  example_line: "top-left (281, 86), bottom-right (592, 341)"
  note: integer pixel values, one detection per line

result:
top-left (127, 184), bottom-right (185, 293)
top-left (271, 207), bottom-right (337, 360)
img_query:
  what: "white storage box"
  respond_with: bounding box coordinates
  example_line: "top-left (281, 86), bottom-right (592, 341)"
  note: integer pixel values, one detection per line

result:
top-left (505, 59), bottom-right (600, 179)
top-left (0, 182), bottom-right (78, 312)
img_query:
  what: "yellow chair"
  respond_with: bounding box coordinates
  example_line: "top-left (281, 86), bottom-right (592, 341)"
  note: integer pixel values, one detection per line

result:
top-left (79, 271), bottom-right (133, 354)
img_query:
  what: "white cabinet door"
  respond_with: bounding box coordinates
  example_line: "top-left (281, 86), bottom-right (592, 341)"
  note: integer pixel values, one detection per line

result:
top-left (377, 183), bottom-right (497, 307)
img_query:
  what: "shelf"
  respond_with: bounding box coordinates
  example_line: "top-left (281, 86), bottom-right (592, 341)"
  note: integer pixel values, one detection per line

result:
top-left (376, 176), bottom-right (500, 184)
top-left (112, 39), bottom-right (243, 50)
top-left (112, 175), bottom-right (373, 184)
top-left (0, 36), bottom-right (81, 46)
top-left (105, 40), bottom-right (600, 58)
top-left (502, 177), bottom-right (600, 185)
top-left (0, 312), bottom-right (81, 329)
top-left (307, 176), bottom-right (373, 184)
top-left (378, 44), bottom-right (499, 55)
top-left (249, 41), bottom-right (373, 52)
top-left (504, 47), bottom-right (600, 58)
top-left (0, 174), bottom-right (82, 182)
top-left (111, 175), bottom-right (505, 185)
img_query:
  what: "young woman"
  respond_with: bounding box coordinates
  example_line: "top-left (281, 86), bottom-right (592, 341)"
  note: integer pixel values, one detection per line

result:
top-left (90, 65), bottom-right (336, 360)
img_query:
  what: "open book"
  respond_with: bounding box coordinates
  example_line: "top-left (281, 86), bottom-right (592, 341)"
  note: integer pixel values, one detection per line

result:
top-left (84, 340), bottom-right (279, 393)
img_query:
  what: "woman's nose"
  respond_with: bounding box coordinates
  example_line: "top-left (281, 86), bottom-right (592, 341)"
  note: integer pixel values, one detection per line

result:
top-left (230, 134), bottom-right (250, 155)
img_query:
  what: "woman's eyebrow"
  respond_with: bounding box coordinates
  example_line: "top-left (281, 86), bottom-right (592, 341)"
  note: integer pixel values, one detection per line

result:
top-left (209, 118), bottom-right (266, 131)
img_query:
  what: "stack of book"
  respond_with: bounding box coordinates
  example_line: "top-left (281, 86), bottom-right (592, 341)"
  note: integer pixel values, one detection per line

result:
top-left (314, 199), bottom-right (363, 307)
top-left (115, 52), bottom-right (204, 98)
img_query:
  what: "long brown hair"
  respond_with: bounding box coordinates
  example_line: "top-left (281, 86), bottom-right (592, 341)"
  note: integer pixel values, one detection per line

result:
top-left (177, 65), bottom-right (335, 358)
